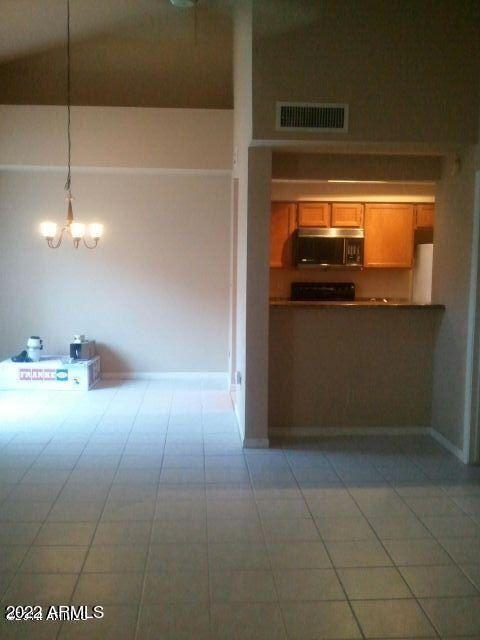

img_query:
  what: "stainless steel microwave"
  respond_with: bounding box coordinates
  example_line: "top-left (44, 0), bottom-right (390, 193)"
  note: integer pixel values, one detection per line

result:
top-left (294, 227), bottom-right (364, 268)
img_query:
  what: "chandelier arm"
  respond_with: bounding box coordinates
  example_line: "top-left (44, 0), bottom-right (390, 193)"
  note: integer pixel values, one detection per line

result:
top-left (47, 227), bottom-right (66, 249)
top-left (82, 237), bottom-right (99, 250)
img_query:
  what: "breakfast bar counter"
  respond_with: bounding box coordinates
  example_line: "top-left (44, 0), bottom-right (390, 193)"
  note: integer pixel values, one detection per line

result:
top-left (270, 298), bottom-right (445, 309)
top-left (269, 301), bottom-right (444, 436)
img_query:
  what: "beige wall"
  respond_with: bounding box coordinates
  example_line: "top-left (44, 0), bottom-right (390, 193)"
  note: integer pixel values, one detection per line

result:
top-left (0, 105), bottom-right (233, 170)
top-left (272, 154), bottom-right (442, 183)
top-left (0, 1), bottom-right (232, 109)
top-left (0, 106), bottom-right (233, 374)
top-left (271, 181), bottom-right (436, 203)
top-left (432, 148), bottom-right (478, 449)
top-left (469, 143), bottom-right (480, 461)
top-left (232, 3), bottom-right (273, 444)
top-left (231, 0), bottom-right (253, 437)
top-left (244, 147), bottom-right (272, 443)
top-left (269, 307), bottom-right (442, 431)
top-left (253, 2), bottom-right (480, 144)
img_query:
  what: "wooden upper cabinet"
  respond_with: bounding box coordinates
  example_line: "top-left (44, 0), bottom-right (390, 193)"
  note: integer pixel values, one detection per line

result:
top-left (270, 202), bottom-right (297, 268)
top-left (415, 204), bottom-right (435, 229)
top-left (364, 204), bottom-right (414, 268)
top-left (331, 203), bottom-right (364, 228)
top-left (298, 202), bottom-right (331, 227)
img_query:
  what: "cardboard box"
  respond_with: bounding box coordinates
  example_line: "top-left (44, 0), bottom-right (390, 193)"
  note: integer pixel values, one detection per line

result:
top-left (0, 355), bottom-right (101, 391)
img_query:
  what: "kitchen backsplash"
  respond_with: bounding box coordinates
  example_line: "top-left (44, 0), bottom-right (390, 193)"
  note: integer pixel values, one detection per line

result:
top-left (270, 266), bottom-right (413, 300)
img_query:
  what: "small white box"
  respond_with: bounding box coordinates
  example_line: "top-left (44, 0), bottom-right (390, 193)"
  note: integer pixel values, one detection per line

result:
top-left (0, 355), bottom-right (101, 391)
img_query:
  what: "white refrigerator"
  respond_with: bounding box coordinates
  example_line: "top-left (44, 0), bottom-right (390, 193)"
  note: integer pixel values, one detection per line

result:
top-left (412, 243), bottom-right (433, 304)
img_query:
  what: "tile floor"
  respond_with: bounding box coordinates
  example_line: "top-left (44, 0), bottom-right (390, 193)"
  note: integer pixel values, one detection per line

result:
top-left (0, 378), bottom-right (480, 639)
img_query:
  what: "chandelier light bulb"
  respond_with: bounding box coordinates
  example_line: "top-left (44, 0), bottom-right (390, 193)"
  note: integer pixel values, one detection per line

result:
top-left (70, 222), bottom-right (85, 239)
top-left (89, 223), bottom-right (104, 239)
top-left (40, 221), bottom-right (58, 239)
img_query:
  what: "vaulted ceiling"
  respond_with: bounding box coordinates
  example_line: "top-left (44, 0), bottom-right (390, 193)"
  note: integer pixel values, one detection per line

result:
top-left (0, 0), bottom-right (233, 108)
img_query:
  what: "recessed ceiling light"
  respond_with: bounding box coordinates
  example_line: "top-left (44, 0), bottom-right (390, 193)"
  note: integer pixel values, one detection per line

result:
top-left (170, 0), bottom-right (197, 7)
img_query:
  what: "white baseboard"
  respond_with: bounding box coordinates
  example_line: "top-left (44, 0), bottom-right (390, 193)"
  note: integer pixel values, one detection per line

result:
top-left (243, 438), bottom-right (270, 448)
top-left (430, 428), bottom-right (467, 463)
top-left (269, 426), bottom-right (430, 438)
top-left (269, 426), bottom-right (468, 464)
top-left (102, 371), bottom-right (229, 382)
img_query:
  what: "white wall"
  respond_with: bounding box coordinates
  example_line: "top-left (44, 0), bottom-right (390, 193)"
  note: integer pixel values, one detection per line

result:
top-left (432, 148), bottom-right (478, 450)
top-left (0, 106), bottom-right (233, 374)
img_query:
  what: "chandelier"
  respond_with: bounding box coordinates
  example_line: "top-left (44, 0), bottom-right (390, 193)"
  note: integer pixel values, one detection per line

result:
top-left (40, 0), bottom-right (103, 249)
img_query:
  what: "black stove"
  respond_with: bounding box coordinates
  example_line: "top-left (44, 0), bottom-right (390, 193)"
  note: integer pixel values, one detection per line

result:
top-left (291, 282), bottom-right (356, 302)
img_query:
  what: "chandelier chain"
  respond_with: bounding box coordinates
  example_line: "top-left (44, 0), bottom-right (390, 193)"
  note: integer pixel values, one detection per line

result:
top-left (194, 1), bottom-right (197, 45)
top-left (39, 0), bottom-right (103, 249)
top-left (65, 0), bottom-right (72, 198)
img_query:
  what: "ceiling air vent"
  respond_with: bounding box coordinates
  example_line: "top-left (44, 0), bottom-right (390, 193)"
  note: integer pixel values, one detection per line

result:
top-left (276, 102), bottom-right (349, 133)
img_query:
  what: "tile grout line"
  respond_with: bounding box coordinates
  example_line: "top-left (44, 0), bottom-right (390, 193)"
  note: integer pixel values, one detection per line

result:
top-left (2, 392), bottom-right (480, 638)
top-left (336, 476), bottom-right (442, 638)
top-left (369, 446), bottom-right (480, 583)
top-left (133, 381), bottom-right (173, 640)
top-left (55, 380), bottom-right (147, 639)
top-left (326, 440), bottom-right (469, 639)
top-left (281, 442), bottom-right (368, 640)
top-left (0, 386), bottom-right (119, 625)
top-left (243, 446), bottom-right (290, 640)
top-left (371, 448), bottom-right (480, 598)
top-left (324, 446), bottom-right (446, 634)
top-left (53, 381), bottom-right (125, 639)
top-left (201, 378), bottom-right (214, 633)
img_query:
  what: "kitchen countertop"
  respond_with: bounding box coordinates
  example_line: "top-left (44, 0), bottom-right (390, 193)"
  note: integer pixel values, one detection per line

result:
top-left (270, 297), bottom-right (445, 309)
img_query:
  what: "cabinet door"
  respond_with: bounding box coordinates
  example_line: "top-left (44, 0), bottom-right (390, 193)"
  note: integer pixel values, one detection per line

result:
top-left (298, 202), bottom-right (331, 227)
top-left (416, 204), bottom-right (435, 229)
top-left (364, 204), bottom-right (414, 268)
top-left (270, 202), bottom-right (297, 268)
top-left (331, 203), bottom-right (364, 228)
